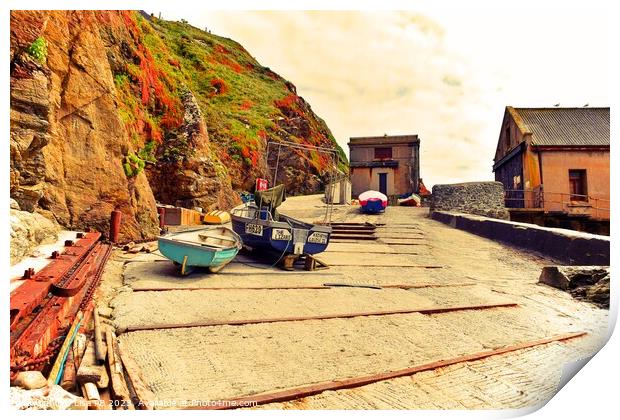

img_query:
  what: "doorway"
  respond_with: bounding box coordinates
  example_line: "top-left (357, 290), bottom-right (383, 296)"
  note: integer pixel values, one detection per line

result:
top-left (378, 173), bottom-right (388, 195)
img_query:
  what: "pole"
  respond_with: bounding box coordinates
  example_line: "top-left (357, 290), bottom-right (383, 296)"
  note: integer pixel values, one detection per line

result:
top-left (110, 210), bottom-right (122, 243)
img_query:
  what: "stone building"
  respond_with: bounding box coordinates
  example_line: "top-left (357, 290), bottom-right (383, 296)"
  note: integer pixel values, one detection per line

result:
top-left (493, 107), bottom-right (610, 221)
top-left (348, 134), bottom-right (420, 197)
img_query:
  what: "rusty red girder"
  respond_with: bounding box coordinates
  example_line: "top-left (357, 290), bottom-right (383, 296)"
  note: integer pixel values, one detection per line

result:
top-left (11, 243), bottom-right (111, 364)
top-left (10, 232), bottom-right (101, 330)
top-left (10, 234), bottom-right (111, 374)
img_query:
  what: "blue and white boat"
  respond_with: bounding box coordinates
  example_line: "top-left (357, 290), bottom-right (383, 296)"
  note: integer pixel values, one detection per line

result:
top-left (158, 226), bottom-right (242, 275)
top-left (231, 185), bottom-right (332, 256)
top-left (359, 190), bottom-right (388, 214)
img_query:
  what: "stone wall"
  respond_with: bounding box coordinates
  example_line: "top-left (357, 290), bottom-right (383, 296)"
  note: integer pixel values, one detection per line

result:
top-left (430, 181), bottom-right (509, 220)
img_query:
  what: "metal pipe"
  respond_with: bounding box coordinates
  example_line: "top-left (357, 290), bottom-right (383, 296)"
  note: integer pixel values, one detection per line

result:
top-left (110, 210), bottom-right (122, 243)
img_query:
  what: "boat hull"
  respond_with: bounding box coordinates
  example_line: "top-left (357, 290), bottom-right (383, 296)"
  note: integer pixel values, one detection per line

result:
top-left (231, 206), bottom-right (331, 255)
top-left (359, 190), bottom-right (388, 214)
top-left (158, 227), bottom-right (241, 275)
top-left (360, 199), bottom-right (386, 213)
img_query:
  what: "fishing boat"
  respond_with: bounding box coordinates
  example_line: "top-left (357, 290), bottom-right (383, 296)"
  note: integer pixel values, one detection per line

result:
top-left (158, 226), bottom-right (242, 275)
top-left (397, 192), bottom-right (421, 207)
top-left (231, 185), bottom-right (332, 256)
top-left (359, 190), bottom-right (388, 213)
top-left (202, 210), bottom-right (231, 225)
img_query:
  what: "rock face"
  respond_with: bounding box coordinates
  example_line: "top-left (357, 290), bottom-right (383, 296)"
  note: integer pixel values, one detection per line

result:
top-left (10, 11), bottom-right (159, 241)
top-left (430, 181), bottom-right (510, 220)
top-left (10, 11), bottom-right (346, 240)
top-left (539, 266), bottom-right (610, 309)
top-left (10, 208), bottom-right (60, 264)
top-left (146, 91), bottom-right (237, 211)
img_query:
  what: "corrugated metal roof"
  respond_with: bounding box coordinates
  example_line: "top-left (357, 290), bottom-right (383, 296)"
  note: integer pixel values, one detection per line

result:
top-left (512, 107), bottom-right (609, 147)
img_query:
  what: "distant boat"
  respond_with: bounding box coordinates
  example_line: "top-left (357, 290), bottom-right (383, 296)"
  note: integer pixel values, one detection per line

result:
top-left (202, 210), bottom-right (231, 225)
top-left (231, 185), bottom-right (332, 256)
top-left (359, 190), bottom-right (388, 213)
top-left (158, 226), bottom-right (242, 276)
top-left (398, 192), bottom-right (421, 207)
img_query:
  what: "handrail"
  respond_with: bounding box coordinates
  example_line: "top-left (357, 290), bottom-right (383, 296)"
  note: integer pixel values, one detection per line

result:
top-left (503, 188), bottom-right (609, 219)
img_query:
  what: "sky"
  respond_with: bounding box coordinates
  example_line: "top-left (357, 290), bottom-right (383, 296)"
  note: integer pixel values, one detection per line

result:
top-left (153, 4), bottom-right (609, 187)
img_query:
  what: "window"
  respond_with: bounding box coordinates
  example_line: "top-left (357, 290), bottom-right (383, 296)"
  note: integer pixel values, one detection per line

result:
top-left (569, 170), bottom-right (588, 201)
top-left (374, 147), bottom-right (392, 160)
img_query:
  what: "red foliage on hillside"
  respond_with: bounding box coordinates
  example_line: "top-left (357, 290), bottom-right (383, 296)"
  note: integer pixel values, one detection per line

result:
top-left (214, 44), bottom-right (230, 54)
top-left (210, 78), bottom-right (228, 95)
top-left (274, 93), bottom-right (297, 109)
top-left (239, 99), bottom-right (254, 110)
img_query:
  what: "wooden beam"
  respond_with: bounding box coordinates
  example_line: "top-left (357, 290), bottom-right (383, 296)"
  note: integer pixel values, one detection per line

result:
top-left (76, 339), bottom-right (109, 388)
top-left (189, 331), bottom-right (587, 410)
top-left (106, 327), bottom-right (132, 408)
top-left (131, 283), bottom-right (476, 293)
top-left (116, 341), bottom-right (156, 410)
top-left (93, 307), bottom-right (107, 364)
top-left (61, 333), bottom-right (87, 391)
top-left (121, 302), bottom-right (520, 333)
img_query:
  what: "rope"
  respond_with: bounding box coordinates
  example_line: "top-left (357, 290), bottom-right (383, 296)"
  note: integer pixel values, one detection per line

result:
top-left (234, 236), bottom-right (292, 270)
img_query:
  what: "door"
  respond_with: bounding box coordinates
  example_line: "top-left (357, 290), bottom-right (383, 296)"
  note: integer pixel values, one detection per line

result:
top-left (378, 173), bottom-right (388, 195)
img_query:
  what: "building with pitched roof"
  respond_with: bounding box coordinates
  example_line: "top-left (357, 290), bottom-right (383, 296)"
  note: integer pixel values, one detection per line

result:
top-left (493, 106), bottom-right (609, 221)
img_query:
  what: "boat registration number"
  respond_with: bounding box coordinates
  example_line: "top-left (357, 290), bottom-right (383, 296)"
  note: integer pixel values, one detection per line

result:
top-left (272, 228), bottom-right (292, 241)
top-left (307, 232), bottom-right (328, 244)
top-left (245, 223), bottom-right (263, 236)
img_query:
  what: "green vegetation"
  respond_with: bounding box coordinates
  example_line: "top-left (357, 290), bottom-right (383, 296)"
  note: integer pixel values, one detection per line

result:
top-left (122, 141), bottom-right (157, 177)
top-left (111, 11), bottom-right (346, 186)
top-left (26, 37), bottom-right (47, 63)
top-left (123, 153), bottom-right (145, 177)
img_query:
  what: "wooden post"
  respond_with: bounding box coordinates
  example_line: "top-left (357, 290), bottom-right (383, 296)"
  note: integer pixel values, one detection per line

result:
top-left (81, 382), bottom-right (103, 410)
top-left (93, 307), bottom-right (106, 364)
top-left (77, 339), bottom-right (109, 388)
top-left (158, 207), bottom-right (165, 229)
top-left (60, 333), bottom-right (87, 391)
top-left (106, 327), bottom-right (132, 408)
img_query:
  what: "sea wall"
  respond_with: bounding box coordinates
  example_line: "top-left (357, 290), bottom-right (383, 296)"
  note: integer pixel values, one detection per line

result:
top-left (431, 211), bottom-right (610, 265)
top-left (430, 181), bottom-right (509, 220)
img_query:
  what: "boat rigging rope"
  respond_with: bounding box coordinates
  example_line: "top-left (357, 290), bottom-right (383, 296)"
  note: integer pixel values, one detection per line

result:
top-left (234, 236), bottom-right (292, 270)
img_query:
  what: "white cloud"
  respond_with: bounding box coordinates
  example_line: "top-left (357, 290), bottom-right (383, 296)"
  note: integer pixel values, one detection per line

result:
top-left (157, 8), bottom-right (608, 187)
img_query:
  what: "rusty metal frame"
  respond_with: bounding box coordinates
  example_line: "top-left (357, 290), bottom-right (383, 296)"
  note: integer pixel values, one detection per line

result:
top-left (10, 236), bottom-right (111, 375)
top-left (10, 232), bottom-right (101, 329)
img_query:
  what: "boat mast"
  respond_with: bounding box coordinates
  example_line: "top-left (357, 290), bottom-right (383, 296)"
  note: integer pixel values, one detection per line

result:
top-left (265, 140), bottom-right (339, 224)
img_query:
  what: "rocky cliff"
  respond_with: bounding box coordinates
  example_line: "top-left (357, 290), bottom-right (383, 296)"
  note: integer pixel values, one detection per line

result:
top-left (10, 11), bottom-right (347, 241)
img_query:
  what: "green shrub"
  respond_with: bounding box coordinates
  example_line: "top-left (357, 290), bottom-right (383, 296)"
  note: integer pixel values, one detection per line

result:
top-left (26, 37), bottom-right (47, 63)
top-left (122, 145), bottom-right (153, 177)
top-left (137, 141), bottom-right (157, 163)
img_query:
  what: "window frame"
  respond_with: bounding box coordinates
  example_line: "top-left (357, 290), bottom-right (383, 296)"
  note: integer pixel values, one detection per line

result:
top-left (374, 147), bottom-right (392, 160)
top-left (568, 169), bottom-right (588, 202)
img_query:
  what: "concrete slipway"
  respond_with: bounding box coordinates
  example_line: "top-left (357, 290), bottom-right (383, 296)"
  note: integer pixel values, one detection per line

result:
top-left (95, 195), bottom-right (608, 409)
